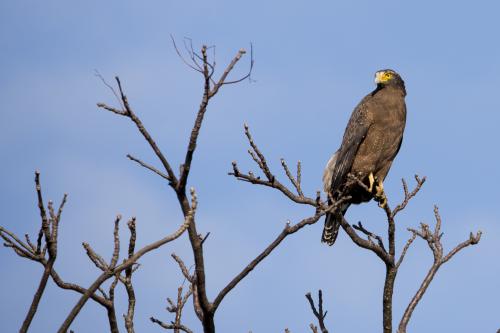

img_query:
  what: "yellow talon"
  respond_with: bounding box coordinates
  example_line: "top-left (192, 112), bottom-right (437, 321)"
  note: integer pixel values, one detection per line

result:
top-left (375, 179), bottom-right (384, 196)
top-left (377, 194), bottom-right (387, 208)
top-left (374, 178), bottom-right (387, 208)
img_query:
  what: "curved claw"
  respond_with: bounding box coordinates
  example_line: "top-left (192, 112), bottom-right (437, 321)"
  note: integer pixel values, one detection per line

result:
top-left (376, 195), bottom-right (387, 208)
top-left (373, 178), bottom-right (387, 208)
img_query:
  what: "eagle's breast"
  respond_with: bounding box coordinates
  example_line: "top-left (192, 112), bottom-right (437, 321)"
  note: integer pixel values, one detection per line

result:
top-left (351, 88), bottom-right (406, 178)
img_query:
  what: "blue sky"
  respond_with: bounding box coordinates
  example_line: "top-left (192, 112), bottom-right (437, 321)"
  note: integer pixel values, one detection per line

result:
top-left (1, 1), bottom-right (499, 332)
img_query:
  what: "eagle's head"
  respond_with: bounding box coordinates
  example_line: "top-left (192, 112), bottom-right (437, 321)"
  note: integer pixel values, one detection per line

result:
top-left (374, 69), bottom-right (405, 93)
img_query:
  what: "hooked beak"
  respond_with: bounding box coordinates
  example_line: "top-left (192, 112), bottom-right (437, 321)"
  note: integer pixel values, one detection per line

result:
top-left (374, 71), bottom-right (384, 84)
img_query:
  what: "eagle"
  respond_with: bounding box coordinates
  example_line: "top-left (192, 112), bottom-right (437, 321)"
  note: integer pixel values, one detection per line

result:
top-left (322, 69), bottom-right (407, 246)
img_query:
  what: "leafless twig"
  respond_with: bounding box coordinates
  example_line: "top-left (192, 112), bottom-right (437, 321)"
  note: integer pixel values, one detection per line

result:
top-left (97, 43), bottom-right (253, 333)
top-left (352, 221), bottom-right (386, 252)
top-left (392, 175), bottom-right (426, 217)
top-left (1, 172), bottom-right (67, 333)
top-left (281, 158), bottom-right (304, 197)
top-left (150, 317), bottom-right (194, 333)
top-left (397, 206), bottom-right (481, 333)
top-left (151, 284), bottom-right (193, 333)
top-left (57, 211), bottom-right (192, 333)
top-left (305, 290), bottom-right (329, 333)
top-left (97, 77), bottom-right (178, 185)
top-left (229, 124), bottom-right (317, 206)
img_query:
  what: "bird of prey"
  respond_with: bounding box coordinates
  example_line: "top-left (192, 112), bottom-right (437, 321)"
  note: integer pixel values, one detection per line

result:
top-left (322, 69), bottom-right (407, 246)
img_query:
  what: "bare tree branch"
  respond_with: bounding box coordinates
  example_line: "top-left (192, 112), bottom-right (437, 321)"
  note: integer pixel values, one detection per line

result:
top-left (18, 172), bottom-right (67, 333)
top-left (280, 158), bottom-right (304, 197)
top-left (57, 212), bottom-right (192, 333)
top-left (396, 233), bottom-right (417, 269)
top-left (123, 218), bottom-right (138, 333)
top-left (229, 124), bottom-right (317, 206)
top-left (392, 175), bottom-right (426, 218)
top-left (352, 221), bottom-right (386, 252)
top-left (210, 48), bottom-right (247, 97)
top-left (150, 317), bottom-right (194, 333)
top-left (397, 206), bottom-right (481, 333)
top-left (338, 214), bottom-right (391, 264)
top-left (171, 253), bottom-right (194, 283)
top-left (97, 44), bottom-right (253, 333)
top-left (305, 290), bottom-right (329, 333)
top-left (127, 154), bottom-right (171, 181)
top-left (170, 35), bottom-right (203, 73)
top-left (222, 43), bottom-right (254, 85)
top-left (212, 212), bottom-right (324, 312)
top-left (97, 77), bottom-right (178, 185)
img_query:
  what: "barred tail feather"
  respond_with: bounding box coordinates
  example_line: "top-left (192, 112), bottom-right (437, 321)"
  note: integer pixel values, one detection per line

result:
top-left (321, 213), bottom-right (341, 245)
top-left (321, 203), bottom-right (350, 246)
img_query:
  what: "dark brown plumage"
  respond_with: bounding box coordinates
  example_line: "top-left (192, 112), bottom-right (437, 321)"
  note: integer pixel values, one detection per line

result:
top-left (322, 69), bottom-right (407, 245)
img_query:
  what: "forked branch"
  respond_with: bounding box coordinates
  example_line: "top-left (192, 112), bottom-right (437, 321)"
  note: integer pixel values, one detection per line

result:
top-left (57, 203), bottom-right (192, 333)
top-left (305, 290), bottom-right (329, 333)
top-left (397, 206), bottom-right (481, 333)
top-left (97, 77), bottom-right (178, 185)
top-left (150, 284), bottom-right (194, 333)
top-left (229, 124), bottom-right (317, 206)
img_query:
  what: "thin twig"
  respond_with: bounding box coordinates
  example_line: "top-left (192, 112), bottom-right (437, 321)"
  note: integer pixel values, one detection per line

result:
top-left (172, 254), bottom-right (194, 282)
top-left (222, 43), bottom-right (254, 85)
top-left (150, 317), bottom-right (194, 333)
top-left (305, 290), bottom-right (329, 333)
top-left (97, 77), bottom-right (178, 185)
top-left (392, 175), bottom-right (426, 217)
top-left (212, 212), bottom-right (324, 311)
top-left (397, 207), bottom-right (481, 333)
top-left (127, 154), bottom-right (171, 181)
top-left (352, 221), bottom-right (386, 252)
top-left (281, 158), bottom-right (304, 197)
top-left (20, 172), bottom-right (66, 333)
top-left (57, 214), bottom-right (191, 333)
top-left (170, 35), bottom-right (203, 73)
top-left (396, 233), bottom-right (417, 269)
top-left (338, 214), bottom-right (392, 264)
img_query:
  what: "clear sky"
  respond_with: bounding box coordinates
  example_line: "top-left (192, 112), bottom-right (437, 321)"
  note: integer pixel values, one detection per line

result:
top-left (1, 1), bottom-right (499, 332)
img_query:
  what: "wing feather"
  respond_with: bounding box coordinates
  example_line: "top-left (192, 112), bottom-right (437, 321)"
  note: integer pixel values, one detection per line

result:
top-left (329, 96), bottom-right (372, 194)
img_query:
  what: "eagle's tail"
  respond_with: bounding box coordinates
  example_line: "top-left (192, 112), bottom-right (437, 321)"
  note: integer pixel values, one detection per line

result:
top-left (321, 203), bottom-right (350, 246)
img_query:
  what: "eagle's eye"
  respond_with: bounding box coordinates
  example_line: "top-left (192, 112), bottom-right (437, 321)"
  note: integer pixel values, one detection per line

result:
top-left (384, 72), bottom-right (392, 79)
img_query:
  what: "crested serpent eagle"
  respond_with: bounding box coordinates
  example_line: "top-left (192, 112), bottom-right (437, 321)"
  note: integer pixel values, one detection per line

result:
top-left (322, 69), bottom-right (407, 245)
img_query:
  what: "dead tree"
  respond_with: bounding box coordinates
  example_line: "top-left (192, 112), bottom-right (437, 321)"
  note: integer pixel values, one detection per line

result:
top-left (0, 39), bottom-right (482, 333)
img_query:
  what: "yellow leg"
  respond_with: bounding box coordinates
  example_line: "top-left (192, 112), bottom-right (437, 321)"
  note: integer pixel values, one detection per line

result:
top-left (375, 179), bottom-right (384, 195)
top-left (367, 172), bottom-right (375, 192)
